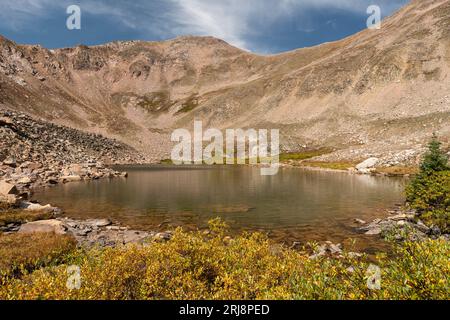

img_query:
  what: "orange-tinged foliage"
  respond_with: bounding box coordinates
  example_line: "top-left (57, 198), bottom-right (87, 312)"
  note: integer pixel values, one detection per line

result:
top-left (0, 220), bottom-right (448, 300)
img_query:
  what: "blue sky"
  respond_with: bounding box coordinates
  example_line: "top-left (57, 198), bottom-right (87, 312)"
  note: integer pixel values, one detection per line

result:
top-left (0, 0), bottom-right (409, 54)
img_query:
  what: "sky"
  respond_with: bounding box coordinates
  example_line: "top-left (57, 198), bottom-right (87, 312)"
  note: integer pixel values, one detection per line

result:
top-left (0, 0), bottom-right (409, 54)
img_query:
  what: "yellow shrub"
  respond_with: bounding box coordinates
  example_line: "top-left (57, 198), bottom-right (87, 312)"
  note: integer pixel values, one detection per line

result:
top-left (0, 220), bottom-right (448, 300)
top-left (0, 232), bottom-right (76, 284)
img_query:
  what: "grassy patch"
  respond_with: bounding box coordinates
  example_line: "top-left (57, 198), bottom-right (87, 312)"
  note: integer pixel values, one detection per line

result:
top-left (374, 166), bottom-right (419, 176)
top-left (159, 159), bottom-right (174, 165)
top-left (300, 161), bottom-right (356, 171)
top-left (0, 232), bottom-right (77, 284)
top-left (137, 91), bottom-right (173, 113)
top-left (176, 95), bottom-right (199, 114)
top-left (0, 220), bottom-right (448, 300)
top-left (279, 150), bottom-right (330, 162)
top-left (0, 210), bottom-right (55, 227)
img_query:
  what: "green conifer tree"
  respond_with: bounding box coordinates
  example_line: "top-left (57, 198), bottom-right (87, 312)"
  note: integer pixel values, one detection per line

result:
top-left (419, 134), bottom-right (449, 174)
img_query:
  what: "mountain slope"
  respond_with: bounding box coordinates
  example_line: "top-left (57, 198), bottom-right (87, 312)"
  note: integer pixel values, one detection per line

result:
top-left (0, 0), bottom-right (449, 163)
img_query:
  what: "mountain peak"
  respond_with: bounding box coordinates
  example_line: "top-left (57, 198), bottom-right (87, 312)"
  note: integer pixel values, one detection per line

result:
top-left (0, 0), bottom-right (449, 162)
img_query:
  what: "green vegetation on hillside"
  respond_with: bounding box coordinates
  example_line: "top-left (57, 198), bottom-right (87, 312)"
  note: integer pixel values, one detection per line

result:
top-left (176, 95), bottom-right (199, 114)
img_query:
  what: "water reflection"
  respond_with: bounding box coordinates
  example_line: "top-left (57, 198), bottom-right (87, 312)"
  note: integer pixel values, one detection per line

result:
top-left (33, 165), bottom-right (407, 249)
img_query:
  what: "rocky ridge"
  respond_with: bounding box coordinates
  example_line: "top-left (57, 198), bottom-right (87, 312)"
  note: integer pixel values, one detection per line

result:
top-left (0, 108), bottom-right (145, 198)
top-left (0, 0), bottom-right (449, 163)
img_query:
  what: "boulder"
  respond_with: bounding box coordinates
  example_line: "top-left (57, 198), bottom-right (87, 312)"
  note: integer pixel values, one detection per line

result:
top-left (356, 157), bottom-right (379, 171)
top-left (3, 157), bottom-right (17, 167)
top-left (19, 220), bottom-right (66, 235)
top-left (0, 194), bottom-right (19, 206)
top-left (123, 230), bottom-right (150, 244)
top-left (415, 220), bottom-right (431, 234)
top-left (17, 176), bottom-right (32, 184)
top-left (365, 227), bottom-right (382, 235)
top-left (88, 218), bottom-right (112, 227)
top-left (19, 201), bottom-right (57, 213)
top-left (60, 175), bottom-right (82, 183)
top-left (69, 164), bottom-right (86, 176)
top-left (154, 232), bottom-right (172, 242)
top-left (0, 181), bottom-right (18, 196)
top-left (46, 178), bottom-right (58, 184)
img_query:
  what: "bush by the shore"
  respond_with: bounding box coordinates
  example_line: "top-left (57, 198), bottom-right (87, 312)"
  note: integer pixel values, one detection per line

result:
top-left (0, 219), bottom-right (448, 300)
top-left (406, 135), bottom-right (449, 233)
top-left (0, 233), bottom-right (76, 284)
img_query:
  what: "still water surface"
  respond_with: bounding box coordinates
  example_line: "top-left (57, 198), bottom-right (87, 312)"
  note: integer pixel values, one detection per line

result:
top-left (33, 165), bottom-right (407, 250)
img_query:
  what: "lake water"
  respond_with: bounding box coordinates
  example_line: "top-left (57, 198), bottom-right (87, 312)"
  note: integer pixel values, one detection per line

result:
top-left (33, 165), bottom-right (408, 251)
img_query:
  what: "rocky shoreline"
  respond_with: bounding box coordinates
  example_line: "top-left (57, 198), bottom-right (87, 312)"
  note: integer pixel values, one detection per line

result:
top-left (355, 207), bottom-right (449, 242)
top-left (19, 217), bottom-right (173, 247)
top-left (0, 109), bottom-right (145, 197)
top-left (1, 109), bottom-right (447, 252)
top-left (0, 109), bottom-right (172, 247)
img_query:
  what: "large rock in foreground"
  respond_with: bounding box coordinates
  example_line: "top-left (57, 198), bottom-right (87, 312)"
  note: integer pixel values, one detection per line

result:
top-left (0, 181), bottom-right (18, 195)
top-left (0, 180), bottom-right (19, 205)
top-left (19, 220), bottom-right (67, 235)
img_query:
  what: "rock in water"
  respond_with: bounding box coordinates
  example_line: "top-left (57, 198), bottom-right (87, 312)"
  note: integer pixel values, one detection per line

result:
top-left (90, 218), bottom-right (113, 227)
top-left (60, 175), bottom-right (82, 183)
top-left (0, 194), bottom-right (19, 205)
top-left (19, 201), bottom-right (58, 213)
top-left (354, 218), bottom-right (367, 225)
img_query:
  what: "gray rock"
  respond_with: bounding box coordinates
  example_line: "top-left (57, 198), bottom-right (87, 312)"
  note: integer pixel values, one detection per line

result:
top-left (154, 232), bottom-right (172, 242)
top-left (3, 157), bottom-right (17, 167)
top-left (123, 230), bottom-right (150, 244)
top-left (0, 180), bottom-right (18, 196)
top-left (73, 228), bottom-right (92, 237)
top-left (348, 252), bottom-right (363, 258)
top-left (328, 243), bottom-right (343, 255)
top-left (388, 214), bottom-right (413, 221)
top-left (431, 226), bottom-right (441, 236)
top-left (415, 220), bottom-right (431, 234)
top-left (60, 175), bottom-right (82, 183)
top-left (19, 220), bottom-right (66, 235)
top-left (356, 157), bottom-right (379, 171)
top-left (0, 194), bottom-right (19, 205)
top-left (354, 218), bottom-right (367, 225)
top-left (90, 218), bottom-right (112, 227)
top-left (17, 176), bottom-right (32, 184)
top-left (365, 227), bottom-right (382, 235)
top-left (19, 201), bottom-right (58, 213)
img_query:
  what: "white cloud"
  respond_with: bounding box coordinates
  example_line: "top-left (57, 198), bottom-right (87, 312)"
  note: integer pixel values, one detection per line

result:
top-left (164, 0), bottom-right (407, 51)
top-left (0, 0), bottom-right (407, 51)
